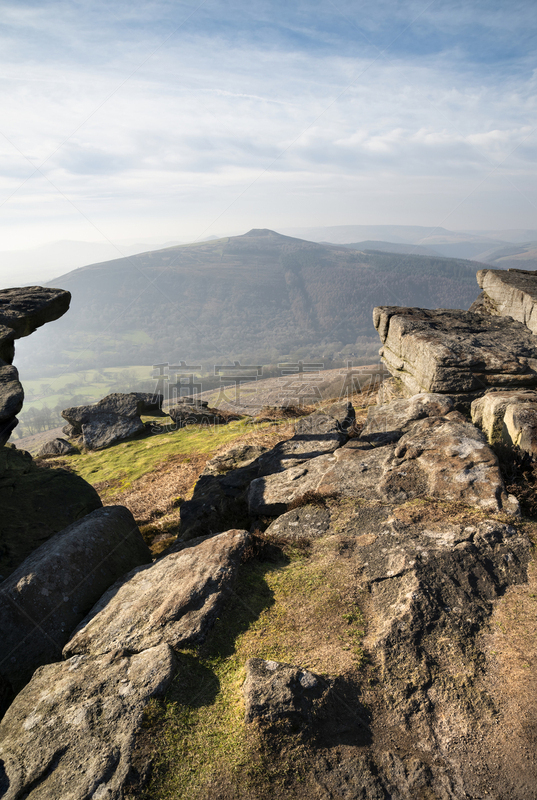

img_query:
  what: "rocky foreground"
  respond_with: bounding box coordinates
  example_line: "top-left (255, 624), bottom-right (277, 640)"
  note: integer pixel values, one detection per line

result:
top-left (1, 268), bottom-right (537, 798)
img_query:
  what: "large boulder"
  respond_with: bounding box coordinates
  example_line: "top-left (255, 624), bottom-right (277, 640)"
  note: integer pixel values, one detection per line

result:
top-left (0, 506), bottom-right (151, 691)
top-left (0, 287), bottom-right (70, 364)
top-left (374, 306), bottom-right (537, 404)
top-left (249, 414), bottom-right (519, 516)
top-left (64, 529), bottom-right (249, 658)
top-left (476, 268), bottom-right (537, 333)
top-left (471, 389), bottom-right (537, 458)
top-left (0, 644), bottom-right (176, 800)
top-left (0, 446), bottom-right (102, 580)
top-left (62, 393), bottom-right (151, 450)
top-left (168, 402), bottom-right (229, 427)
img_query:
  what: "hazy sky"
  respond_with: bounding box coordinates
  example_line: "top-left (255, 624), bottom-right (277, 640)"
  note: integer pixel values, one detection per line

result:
top-left (0, 0), bottom-right (536, 253)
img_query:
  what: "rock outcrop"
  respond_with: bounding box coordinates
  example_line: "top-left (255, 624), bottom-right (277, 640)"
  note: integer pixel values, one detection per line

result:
top-left (62, 392), bottom-right (163, 450)
top-left (0, 644), bottom-right (176, 800)
top-left (476, 267), bottom-right (537, 333)
top-left (374, 306), bottom-right (537, 403)
top-left (168, 401), bottom-right (229, 427)
top-left (0, 445), bottom-right (102, 579)
top-left (0, 506), bottom-right (151, 691)
top-left (64, 529), bottom-right (249, 658)
top-left (471, 389), bottom-right (537, 458)
top-left (0, 287), bottom-right (70, 445)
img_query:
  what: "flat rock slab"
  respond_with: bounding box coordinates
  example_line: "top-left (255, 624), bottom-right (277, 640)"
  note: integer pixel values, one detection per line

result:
top-left (321, 415), bottom-right (519, 514)
top-left (374, 306), bottom-right (537, 399)
top-left (263, 505), bottom-right (331, 541)
top-left (64, 529), bottom-right (249, 658)
top-left (0, 446), bottom-right (102, 580)
top-left (477, 268), bottom-right (537, 334)
top-left (471, 390), bottom-right (537, 458)
top-left (256, 413), bottom-right (346, 477)
top-left (248, 454), bottom-right (336, 516)
top-left (360, 393), bottom-right (454, 444)
top-left (249, 414), bottom-right (518, 516)
top-left (0, 643), bottom-right (175, 800)
top-left (0, 506), bottom-right (151, 691)
top-left (243, 658), bottom-right (325, 728)
top-left (0, 287), bottom-right (71, 341)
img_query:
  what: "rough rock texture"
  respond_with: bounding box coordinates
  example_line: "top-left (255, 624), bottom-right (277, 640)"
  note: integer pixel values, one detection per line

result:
top-left (360, 392), bottom-right (454, 444)
top-left (168, 403), bottom-right (229, 427)
top-left (64, 529), bottom-right (249, 658)
top-left (62, 393), bottom-right (150, 450)
top-left (256, 413), bottom-right (347, 476)
top-left (0, 366), bottom-right (23, 446)
top-left (0, 506), bottom-right (151, 691)
top-left (0, 287), bottom-right (71, 348)
top-left (263, 504), bottom-right (331, 541)
top-left (0, 643), bottom-right (176, 800)
top-left (248, 454), bottom-right (336, 516)
top-left (202, 443), bottom-right (269, 476)
top-left (36, 437), bottom-right (78, 457)
top-left (476, 268), bottom-right (537, 333)
top-left (249, 414), bottom-right (518, 516)
top-left (131, 391), bottom-right (164, 413)
top-left (243, 658), bottom-right (326, 729)
top-left (0, 446), bottom-right (102, 580)
top-left (322, 400), bottom-right (356, 430)
top-left (374, 306), bottom-right (537, 401)
top-left (471, 389), bottom-right (537, 458)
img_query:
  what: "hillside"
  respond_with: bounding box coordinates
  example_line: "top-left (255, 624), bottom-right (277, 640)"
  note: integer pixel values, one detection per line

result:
top-left (15, 229), bottom-right (482, 375)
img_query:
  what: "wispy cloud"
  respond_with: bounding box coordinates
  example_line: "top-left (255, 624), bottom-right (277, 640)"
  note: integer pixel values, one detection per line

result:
top-left (0, 0), bottom-right (535, 256)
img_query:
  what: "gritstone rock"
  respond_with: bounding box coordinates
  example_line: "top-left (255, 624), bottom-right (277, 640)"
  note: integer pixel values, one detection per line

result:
top-left (0, 445), bottom-right (102, 580)
top-left (374, 306), bottom-right (537, 403)
top-left (263, 504), bottom-right (331, 541)
top-left (62, 393), bottom-right (153, 450)
top-left (256, 412), bottom-right (347, 477)
top-left (476, 268), bottom-right (537, 333)
top-left (0, 506), bottom-right (151, 691)
top-left (64, 529), bottom-right (249, 658)
top-left (36, 437), bottom-right (78, 457)
top-left (243, 658), bottom-right (326, 730)
top-left (472, 389), bottom-right (537, 458)
top-left (168, 403), bottom-right (229, 427)
top-left (0, 644), bottom-right (176, 800)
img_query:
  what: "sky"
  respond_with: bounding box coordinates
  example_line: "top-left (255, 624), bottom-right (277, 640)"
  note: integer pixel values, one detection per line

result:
top-left (0, 0), bottom-right (536, 267)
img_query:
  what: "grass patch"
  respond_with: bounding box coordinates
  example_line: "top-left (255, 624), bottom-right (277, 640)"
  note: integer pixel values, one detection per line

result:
top-left (140, 534), bottom-right (367, 800)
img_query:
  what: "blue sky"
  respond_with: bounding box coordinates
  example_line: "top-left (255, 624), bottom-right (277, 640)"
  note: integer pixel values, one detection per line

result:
top-left (0, 0), bottom-right (536, 255)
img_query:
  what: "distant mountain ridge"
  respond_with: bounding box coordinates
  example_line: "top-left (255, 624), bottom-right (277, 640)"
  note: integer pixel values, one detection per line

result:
top-left (14, 229), bottom-right (483, 375)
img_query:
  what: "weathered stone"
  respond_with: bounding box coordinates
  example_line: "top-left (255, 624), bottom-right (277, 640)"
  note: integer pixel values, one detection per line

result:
top-left (62, 393), bottom-right (149, 450)
top-left (248, 454), bottom-right (336, 516)
top-left (131, 391), bottom-right (164, 413)
top-left (374, 306), bottom-right (537, 401)
top-left (168, 403), bottom-right (228, 427)
top-left (243, 658), bottom-right (325, 729)
top-left (0, 446), bottom-right (102, 580)
top-left (0, 506), bottom-right (151, 690)
top-left (322, 415), bottom-right (519, 514)
top-left (360, 393), bottom-right (454, 445)
top-left (36, 437), bottom-right (78, 457)
top-left (256, 413), bottom-right (346, 477)
top-left (0, 643), bottom-right (176, 800)
top-left (249, 413), bottom-right (518, 516)
top-left (0, 365), bottom-right (22, 447)
top-left (322, 401), bottom-right (356, 430)
top-left (64, 529), bottom-right (249, 658)
top-left (202, 443), bottom-right (269, 476)
top-left (476, 268), bottom-right (537, 333)
top-left (0, 286), bottom-right (71, 346)
top-left (471, 390), bottom-right (537, 458)
top-left (263, 504), bottom-right (331, 541)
